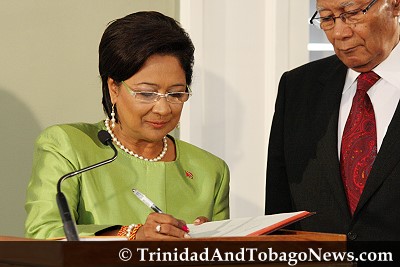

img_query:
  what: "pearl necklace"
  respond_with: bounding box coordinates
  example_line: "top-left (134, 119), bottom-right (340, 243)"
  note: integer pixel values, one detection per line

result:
top-left (104, 119), bottom-right (168, 162)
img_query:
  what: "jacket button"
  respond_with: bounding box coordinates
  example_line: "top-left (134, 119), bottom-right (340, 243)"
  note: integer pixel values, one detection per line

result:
top-left (347, 232), bottom-right (357, 240)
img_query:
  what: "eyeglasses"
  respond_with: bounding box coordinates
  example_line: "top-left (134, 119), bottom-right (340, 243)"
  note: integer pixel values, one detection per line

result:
top-left (122, 81), bottom-right (192, 104)
top-left (310, 0), bottom-right (378, 31)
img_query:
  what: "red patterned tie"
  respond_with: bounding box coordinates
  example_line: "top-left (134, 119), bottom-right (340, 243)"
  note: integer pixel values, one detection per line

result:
top-left (340, 71), bottom-right (380, 215)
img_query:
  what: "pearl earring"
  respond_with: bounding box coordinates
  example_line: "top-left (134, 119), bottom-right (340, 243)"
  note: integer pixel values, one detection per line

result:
top-left (111, 104), bottom-right (116, 129)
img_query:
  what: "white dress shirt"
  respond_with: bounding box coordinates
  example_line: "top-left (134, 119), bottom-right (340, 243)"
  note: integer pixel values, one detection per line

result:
top-left (338, 43), bottom-right (400, 157)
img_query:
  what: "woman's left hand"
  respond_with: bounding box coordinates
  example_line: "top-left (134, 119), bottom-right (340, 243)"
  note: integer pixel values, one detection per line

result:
top-left (193, 216), bottom-right (209, 225)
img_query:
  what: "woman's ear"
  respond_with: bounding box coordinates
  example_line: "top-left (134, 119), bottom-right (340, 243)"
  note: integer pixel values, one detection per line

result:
top-left (107, 77), bottom-right (120, 104)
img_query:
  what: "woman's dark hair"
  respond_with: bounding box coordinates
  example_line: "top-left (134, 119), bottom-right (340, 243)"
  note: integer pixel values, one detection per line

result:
top-left (99, 11), bottom-right (195, 119)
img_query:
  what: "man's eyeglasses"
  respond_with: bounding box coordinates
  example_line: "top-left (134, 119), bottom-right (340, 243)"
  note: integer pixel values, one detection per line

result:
top-left (310, 0), bottom-right (378, 31)
top-left (122, 81), bottom-right (192, 104)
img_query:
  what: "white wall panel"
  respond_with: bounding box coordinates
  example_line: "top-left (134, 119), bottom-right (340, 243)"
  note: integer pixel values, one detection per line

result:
top-left (180, 0), bottom-right (309, 218)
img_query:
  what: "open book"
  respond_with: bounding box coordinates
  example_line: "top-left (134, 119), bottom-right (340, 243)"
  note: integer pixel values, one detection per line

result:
top-left (55, 211), bottom-right (313, 240)
top-left (187, 211), bottom-right (314, 238)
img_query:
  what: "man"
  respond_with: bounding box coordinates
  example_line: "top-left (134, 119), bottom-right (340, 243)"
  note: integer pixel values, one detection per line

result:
top-left (266, 0), bottom-right (400, 241)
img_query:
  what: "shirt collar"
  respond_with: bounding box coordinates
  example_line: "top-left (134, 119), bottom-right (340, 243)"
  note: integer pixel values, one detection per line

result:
top-left (342, 42), bottom-right (400, 94)
top-left (343, 69), bottom-right (358, 95)
top-left (374, 42), bottom-right (400, 89)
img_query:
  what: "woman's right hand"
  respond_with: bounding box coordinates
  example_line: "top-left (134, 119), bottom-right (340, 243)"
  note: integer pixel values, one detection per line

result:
top-left (135, 212), bottom-right (191, 240)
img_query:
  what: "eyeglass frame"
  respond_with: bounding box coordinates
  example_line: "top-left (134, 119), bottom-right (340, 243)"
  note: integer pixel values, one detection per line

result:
top-left (309, 0), bottom-right (378, 30)
top-left (121, 80), bottom-right (192, 104)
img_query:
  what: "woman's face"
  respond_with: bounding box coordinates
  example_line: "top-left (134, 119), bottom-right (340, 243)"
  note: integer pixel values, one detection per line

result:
top-left (108, 54), bottom-right (187, 143)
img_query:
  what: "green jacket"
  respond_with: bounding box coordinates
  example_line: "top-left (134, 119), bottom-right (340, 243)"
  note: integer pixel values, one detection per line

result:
top-left (25, 121), bottom-right (230, 239)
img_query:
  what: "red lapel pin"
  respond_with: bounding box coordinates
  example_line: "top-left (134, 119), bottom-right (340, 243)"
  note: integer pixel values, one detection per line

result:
top-left (185, 170), bottom-right (193, 179)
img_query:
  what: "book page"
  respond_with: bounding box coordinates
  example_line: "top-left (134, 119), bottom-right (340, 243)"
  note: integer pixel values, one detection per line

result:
top-left (187, 211), bottom-right (312, 238)
top-left (55, 236), bottom-right (127, 241)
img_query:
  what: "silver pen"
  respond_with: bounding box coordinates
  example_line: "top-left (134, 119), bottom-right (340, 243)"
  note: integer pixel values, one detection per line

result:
top-left (132, 188), bottom-right (164, 213)
top-left (132, 188), bottom-right (190, 234)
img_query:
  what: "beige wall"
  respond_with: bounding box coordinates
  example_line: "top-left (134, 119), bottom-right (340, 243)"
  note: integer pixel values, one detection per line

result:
top-left (0, 0), bottom-right (178, 237)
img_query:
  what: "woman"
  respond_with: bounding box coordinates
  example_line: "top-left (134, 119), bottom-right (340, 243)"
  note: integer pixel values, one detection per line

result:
top-left (25, 11), bottom-right (230, 240)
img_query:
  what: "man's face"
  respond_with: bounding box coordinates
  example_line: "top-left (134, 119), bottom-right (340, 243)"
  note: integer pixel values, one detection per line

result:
top-left (316, 0), bottom-right (400, 72)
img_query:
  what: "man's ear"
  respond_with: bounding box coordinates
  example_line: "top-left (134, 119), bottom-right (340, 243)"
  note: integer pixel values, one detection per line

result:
top-left (394, 0), bottom-right (400, 11)
top-left (390, 0), bottom-right (400, 22)
top-left (107, 77), bottom-right (120, 104)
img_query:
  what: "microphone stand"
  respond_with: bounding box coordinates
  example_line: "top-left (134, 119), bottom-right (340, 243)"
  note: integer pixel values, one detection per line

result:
top-left (56, 130), bottom-right (117, 241)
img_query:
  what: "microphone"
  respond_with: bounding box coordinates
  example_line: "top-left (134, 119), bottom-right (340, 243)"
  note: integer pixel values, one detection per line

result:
top-left (56, 130), bottom-right (118, 241)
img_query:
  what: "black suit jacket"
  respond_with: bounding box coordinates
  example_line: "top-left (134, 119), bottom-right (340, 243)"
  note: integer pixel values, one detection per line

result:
top-left (265, 55), bottom-right (400, 241)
